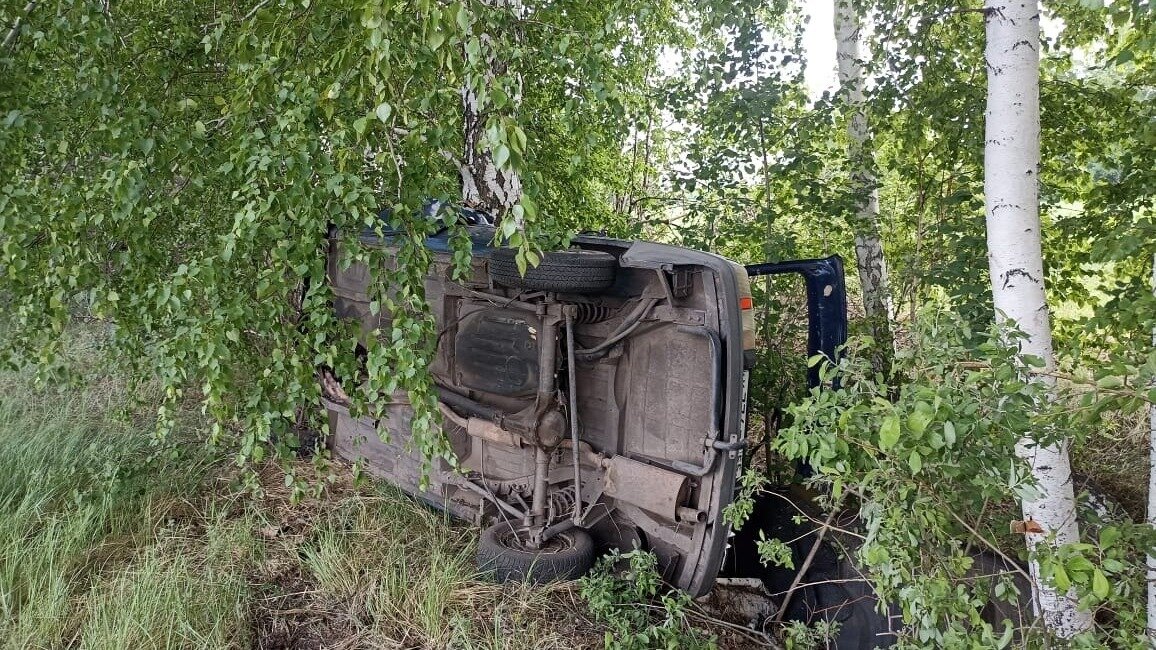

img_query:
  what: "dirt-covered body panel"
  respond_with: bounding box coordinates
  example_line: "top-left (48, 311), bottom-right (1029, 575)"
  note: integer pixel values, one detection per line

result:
top-left (323, 227), bottom-right (751, 596)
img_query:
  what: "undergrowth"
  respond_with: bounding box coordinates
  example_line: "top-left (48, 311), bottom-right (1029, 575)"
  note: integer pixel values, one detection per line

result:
top-left (579, 550), bottom-right (716, 650)
top-left (0, 336), bottom-right (252, 649)
top-left (760, 309), bottom-right (1156, 648)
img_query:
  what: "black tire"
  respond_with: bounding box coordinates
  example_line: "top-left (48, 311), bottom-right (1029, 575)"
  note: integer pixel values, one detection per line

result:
top-left (1074, 473), bottom-right (1132, 535)
top-left (476, 522), bottom-right (595, 584)
top-left (969, 551), bottom-right (1032, 636)
top-left (488, 248), bottom-right (616, 294)
top-left (797, 556), bottom-right (898, 649)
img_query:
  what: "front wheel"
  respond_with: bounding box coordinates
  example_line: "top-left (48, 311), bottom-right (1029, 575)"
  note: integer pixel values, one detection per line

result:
top-left (476, 522), bottom-right (595, 584)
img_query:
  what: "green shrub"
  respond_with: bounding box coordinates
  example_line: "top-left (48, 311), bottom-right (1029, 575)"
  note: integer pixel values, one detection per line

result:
top-left (579, 550), bottom-right (715, 650)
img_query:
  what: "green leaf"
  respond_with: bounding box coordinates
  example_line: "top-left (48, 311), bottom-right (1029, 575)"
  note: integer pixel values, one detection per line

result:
top-left (879, 415), bottom-right (901, 451)
top-left (428, 30), bottom-right (446, 51)
top-left (520, 194), bottom-right (538, 220)
top-left (1092, 569), bottom-right (1109, 599)
top-left (500, 218), bottom-right (517, 239)
top-left (1095, 375), bottom-right (1124, 389)
top-left (943, 420), bottom-right (956, 446)
top-left (455, 4), bottom-right (470, 33)
top-left (1066, 556), bottom-right (1095, 573)
top-left (493, 143), bottom-right (510, 169)
top-left (375, 102), bottom-right (392, 123)
top-left (1053, 564), bottom-right (1071, 592)
top-left (908, 450), bottom-right (922, 474)
top-left (1099, 526), bottom-right (1120, 550)
top-left (907, 408), bottom-right (931, 436)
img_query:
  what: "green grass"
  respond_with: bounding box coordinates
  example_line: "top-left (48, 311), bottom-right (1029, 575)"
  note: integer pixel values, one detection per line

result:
top-left (0, 333), bottom-right (608, 649)
top-left (0, 344), bottom-right (254, 649)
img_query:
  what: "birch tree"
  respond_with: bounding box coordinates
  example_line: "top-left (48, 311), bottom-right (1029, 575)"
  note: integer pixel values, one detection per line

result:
top-left (459, 0), bottom-right (523, 221)
top-left (834, 0), bottom-right (894, 373)
top-left (983, 0), bottom-right (1091, 637)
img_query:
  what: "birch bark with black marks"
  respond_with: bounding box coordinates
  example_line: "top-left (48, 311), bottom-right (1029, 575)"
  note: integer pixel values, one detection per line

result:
top-left (983, 0), bottom-right (1091, 637)
top-left (834, 0), bottom-right (894, 375)
top-left (460, 0), bottom-right (522, 220)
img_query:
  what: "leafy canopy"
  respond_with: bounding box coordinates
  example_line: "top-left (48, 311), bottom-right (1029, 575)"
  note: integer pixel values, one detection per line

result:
top-left (0, 0), bottom-right (675, 469)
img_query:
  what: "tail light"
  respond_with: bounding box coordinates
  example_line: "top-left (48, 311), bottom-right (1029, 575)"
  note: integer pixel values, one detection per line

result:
top-left (732, 265), bottom-right (757, 369)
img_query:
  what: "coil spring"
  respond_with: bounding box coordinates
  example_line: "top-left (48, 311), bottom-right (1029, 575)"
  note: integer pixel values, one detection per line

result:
top-left (547, 488), bottom-right (579, 522)
top-left (573, 302), bottom-right (615, 324)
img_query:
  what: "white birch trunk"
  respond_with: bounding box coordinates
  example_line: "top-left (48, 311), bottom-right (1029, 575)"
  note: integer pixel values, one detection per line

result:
top-left (460, 0), bottom-right (522, 219)
top-left (983, 0), bottom-right (1091, 637)
top-left (461, 85), bottom-right (522, 215)
top-left (834, 0), bottom-right (893, 363)
top-left (1148, 251), bottom-right (1156, 639)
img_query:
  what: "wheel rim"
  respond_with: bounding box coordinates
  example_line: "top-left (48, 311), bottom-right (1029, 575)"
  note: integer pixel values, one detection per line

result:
top-left (495, 525), bottom-right (576, 554)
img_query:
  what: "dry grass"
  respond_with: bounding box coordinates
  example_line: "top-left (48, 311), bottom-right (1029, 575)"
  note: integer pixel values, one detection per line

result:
top-left (246, 462), bottom-right (608, 650)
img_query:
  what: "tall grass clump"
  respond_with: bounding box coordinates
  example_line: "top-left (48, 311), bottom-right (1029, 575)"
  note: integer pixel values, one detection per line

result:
top-left (0, 332), bottom-right (253, 649)
top-left (283, 485), bottom-right (589, 648)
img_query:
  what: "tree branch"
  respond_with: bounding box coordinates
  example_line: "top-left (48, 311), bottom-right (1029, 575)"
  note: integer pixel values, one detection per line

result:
top-left (2, 1), bottom-right (36, 52)
top-left (772, 502), bottom-right (842, 623)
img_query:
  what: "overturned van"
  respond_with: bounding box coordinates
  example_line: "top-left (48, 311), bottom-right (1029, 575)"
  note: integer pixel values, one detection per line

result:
top-left (319, 210), bottom-right (847, 599)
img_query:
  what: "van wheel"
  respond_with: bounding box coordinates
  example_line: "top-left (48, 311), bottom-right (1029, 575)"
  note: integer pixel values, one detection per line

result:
top-left (477, 522), bottom-right (595, 583)
top-left (488, 248), bottom-right (616, 294)
top-left (796, 556), bottom-right (898, 648)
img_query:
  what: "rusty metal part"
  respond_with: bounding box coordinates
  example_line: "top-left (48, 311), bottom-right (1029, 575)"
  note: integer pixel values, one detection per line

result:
top-left (602, 456), bottom-right (690, 522)
top-left (531, 447), bottom-right (550, 537)
top-left (528, 307), bottom-right (560, 541)
top-left (453, 476), bottom-right (528, 521)
top-left (548, 487), bottom-right (578, 523)
top-left (539, 518), bottom-right (577, 543)
top-left (574, 297), bottom-right (660, 361)
top-left (572, 302), bottom-right (616, 324)
top-left (564, 306), bottom-right (583, 524)
top-left (437, 403), bottom-right (522, 447)
top-left (536, 311), bottom-right (558, 399)
top-left (537, 409), bottom-right (566, 447)
top-left (558, 439), bottom-right (610, 469)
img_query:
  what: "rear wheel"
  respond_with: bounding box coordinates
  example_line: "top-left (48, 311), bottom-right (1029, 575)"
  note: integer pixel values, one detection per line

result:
top-left (488, 248), bottom-right (616, 294)
top-left (477, 522), bottom-right (595, 583)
